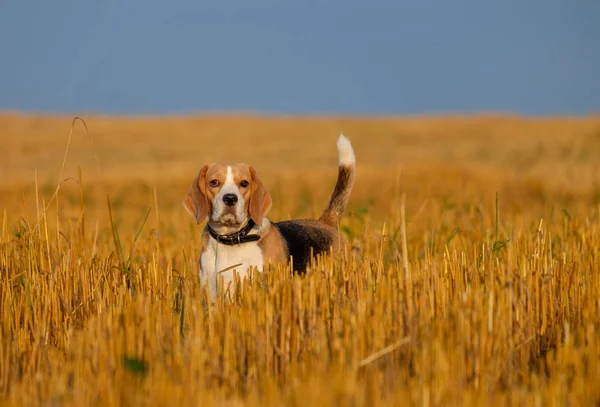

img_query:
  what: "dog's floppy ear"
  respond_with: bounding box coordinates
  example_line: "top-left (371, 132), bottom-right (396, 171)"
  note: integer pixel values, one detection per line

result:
top-left (249, 166), bottom-right (272, 226)
top-left (183, 165), bottom-right (210, 224)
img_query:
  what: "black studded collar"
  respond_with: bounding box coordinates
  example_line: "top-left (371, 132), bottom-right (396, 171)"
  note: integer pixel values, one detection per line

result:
top-left (207, 219), bottom-right (260, 245)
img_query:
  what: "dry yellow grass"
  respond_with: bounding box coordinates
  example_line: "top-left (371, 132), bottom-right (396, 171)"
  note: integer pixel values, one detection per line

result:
top-left (1, 112), bottom-right (600, 406)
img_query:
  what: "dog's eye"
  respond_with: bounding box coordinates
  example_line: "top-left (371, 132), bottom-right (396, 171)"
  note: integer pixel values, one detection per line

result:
top-left (240, 180), bottom-right (249, 188)
top-left (209, 180), bottom-right (220, 187)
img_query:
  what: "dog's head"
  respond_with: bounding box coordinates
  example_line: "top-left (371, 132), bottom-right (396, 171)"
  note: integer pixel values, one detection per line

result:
top-left (183, 163), bottom-right (272, 233)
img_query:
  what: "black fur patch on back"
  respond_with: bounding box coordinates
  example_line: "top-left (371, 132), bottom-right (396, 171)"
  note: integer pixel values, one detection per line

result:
top-left (273, 219), bottom-right (334, 274)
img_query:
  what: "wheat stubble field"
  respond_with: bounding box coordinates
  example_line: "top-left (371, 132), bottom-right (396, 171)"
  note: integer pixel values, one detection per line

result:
top-left (1, 113), bottom-right (600, 406)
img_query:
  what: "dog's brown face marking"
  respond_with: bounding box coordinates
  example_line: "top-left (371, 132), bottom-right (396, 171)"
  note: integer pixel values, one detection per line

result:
top-left (184, 163), bottom-right (272, 229)
top-left (204, 163), bottom-right (253, 214)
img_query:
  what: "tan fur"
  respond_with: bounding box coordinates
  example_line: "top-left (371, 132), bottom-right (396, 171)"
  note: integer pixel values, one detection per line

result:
top-left (249, 167), bottom-right (272, 226)
top-left (183, 165), bottom-right (209, 224)
top-left (257, 222), bottom-right (289, 264)
top-left (200, 232), bottom-right (210, 254)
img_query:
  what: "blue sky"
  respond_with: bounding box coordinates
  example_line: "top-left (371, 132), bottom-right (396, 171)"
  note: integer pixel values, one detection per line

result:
top-left (0, 0), bottom-right (598, 116)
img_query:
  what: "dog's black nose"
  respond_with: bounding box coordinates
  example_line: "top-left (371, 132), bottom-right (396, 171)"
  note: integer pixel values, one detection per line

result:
top-left (222, 193), bottom-right (238, 206)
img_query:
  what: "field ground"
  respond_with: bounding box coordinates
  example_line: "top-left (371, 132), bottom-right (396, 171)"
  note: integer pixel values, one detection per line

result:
top-left (1, 113), bottom-right (600, 406)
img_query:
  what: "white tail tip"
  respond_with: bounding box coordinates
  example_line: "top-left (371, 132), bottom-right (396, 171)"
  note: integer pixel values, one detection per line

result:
top-left (337, 133), bottom-right (355, 166)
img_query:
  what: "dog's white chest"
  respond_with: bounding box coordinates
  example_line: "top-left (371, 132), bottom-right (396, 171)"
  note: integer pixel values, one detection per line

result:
top-left (199, 239), bottom-right (263, 299)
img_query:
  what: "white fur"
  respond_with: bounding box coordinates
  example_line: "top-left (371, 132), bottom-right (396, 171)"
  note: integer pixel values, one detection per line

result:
top-left (199, 223), bottom-right (265, 301)
top-left (211, 165), bottom-right (246, 226)
top-left (201, 165), bottom-right (266, 301)
top-left (337, 133), bottom-right (355, 166)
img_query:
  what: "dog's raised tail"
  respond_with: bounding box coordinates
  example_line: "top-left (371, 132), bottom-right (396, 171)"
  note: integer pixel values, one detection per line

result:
top-left (319, 133), bottom-right (356, 227)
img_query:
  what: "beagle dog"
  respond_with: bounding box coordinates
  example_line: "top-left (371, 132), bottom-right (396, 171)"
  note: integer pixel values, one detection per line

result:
top-left (183, 134), bottom-right (355, 300)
